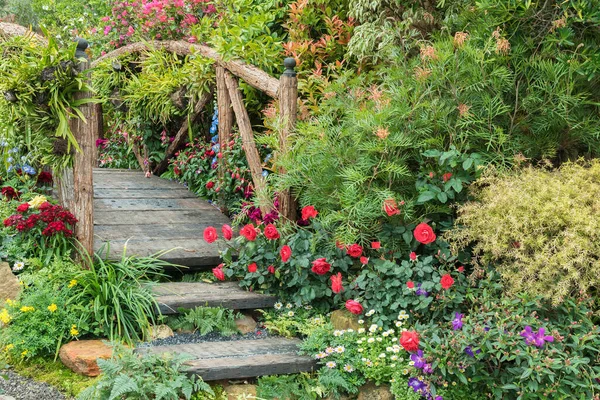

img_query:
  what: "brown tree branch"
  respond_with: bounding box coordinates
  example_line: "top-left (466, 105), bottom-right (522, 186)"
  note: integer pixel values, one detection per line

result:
top-left (0, 22), bottom-right (48, 45)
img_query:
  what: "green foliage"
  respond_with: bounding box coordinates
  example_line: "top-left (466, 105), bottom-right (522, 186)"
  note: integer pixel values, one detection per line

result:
top-left (447, 161), bottom-right (600, 305)
top-left (66, 248), bottom-right (170, 344)
top-left (0, 279), bottom-right (79, 360)
top-left (260, 306), bottom-right (326, 338)
top-left (418, 275), bottom-right (600, 399)
top-left (165, 306), bottom-right (241, 337)
top-left (256, 373), bottom-right (327, 400)
top-left (78, 345), bottom-right (213, 400)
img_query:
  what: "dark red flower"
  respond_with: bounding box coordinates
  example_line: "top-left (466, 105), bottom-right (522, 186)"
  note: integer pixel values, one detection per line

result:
top-left (311, 258), bottom-right (331, 275)
top-left (442, 172), bottom-right (453, 182)
top-left (263, 224), bottom-right (280, 240)
top-left (409, 252), bottom-right (417, 261)
top-left (36, 171), bottom-right (53, 184)
top-left (206, 181), bottom-right (214, 190)
top-left (280, 245), bottom-right (292, 262)
top-left (221, 224), bottom-right (233, 240)
top-left (3, 214), bottom-right (22, 227)
top-left (330, 273), bottom-right (343, 293)
top-left (203, 226), bottom-right (218, 243)
top-left (16, 203), bottom-right (29, 213)
top-left (440, 274), bottom-right (455, 290)
top-left (1, 186), bottom-right (19, 200)
top-left (345, 300), bottom-right (363, 315)
top-left (240, 224), bottom-right (257, 241)
top-left (347, 244), bottom-right (363, 258)
top-left (38, 202), bottom-right (52, 211)
top-left (413, 223), bottom-right (436, 245)
top-left (457, 266), bottom-right (465, 273)
top-left (267, 265), bottom-right (275, 274)
top-left (400, 330), bottom-right (420, 352)
top-left (383, 198), bottom-right (401, 216)
top-left (301, 205), bottom-right (318, 220)
top-left (248, 262), bottom-right (258, 273)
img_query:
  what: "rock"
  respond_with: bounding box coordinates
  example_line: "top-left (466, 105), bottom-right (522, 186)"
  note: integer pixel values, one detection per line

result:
top-left (330, 309), bottom-right (360, 331)
top-left (148, 324), bottom-right (174, 340)
top-left (357, 383), bottom-right (393, 400)
top-left (0, 262), bottom-right (21, 305)
top-left (226, 384), bottom-right (257, 400)
top-left (58, 340), bottom-right (113, 377)
top-left (0, 395), bottom-right (17, 400)
top-left (234, 314), bottom-right (257, 335)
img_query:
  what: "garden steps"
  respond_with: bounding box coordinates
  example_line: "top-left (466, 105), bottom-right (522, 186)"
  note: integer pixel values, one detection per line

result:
top-left (152, 282), bottom-right (277, 315)
top-left (139, 338), bottom-right (316, 381)
top-left (93, 168), bottom-right (230, 268)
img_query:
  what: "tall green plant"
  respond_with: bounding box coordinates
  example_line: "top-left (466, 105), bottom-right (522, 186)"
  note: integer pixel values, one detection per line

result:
top-left (67, 246), bottom-right (170, 344)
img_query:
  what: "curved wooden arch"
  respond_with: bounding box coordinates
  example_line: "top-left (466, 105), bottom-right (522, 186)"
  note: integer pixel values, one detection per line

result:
top-left (93, 40), bottom-right (280, 99)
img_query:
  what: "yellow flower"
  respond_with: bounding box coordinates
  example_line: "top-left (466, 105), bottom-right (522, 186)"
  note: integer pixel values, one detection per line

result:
top-left (21, 350), bottom-right (28, 357)
top-left (28, 195), bottom-right (48, 209)
top-left (5, 299), bottom-right (14, 306)
top-left (5, 344), bottom-right (14, 351)
top-left (70, 325), bottom-right (79, 336)
top-left (20, 306), bottom-right (35, 313)
top-left (68, 280), bottom-right (77, 288)
top-left (47, 304), bottom-right (57, 313)
top-left (0, 309), bottom-right (11, 324)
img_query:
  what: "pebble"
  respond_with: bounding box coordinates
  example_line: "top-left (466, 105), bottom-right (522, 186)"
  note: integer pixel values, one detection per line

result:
top-left (0, 370), bottom-right (68, 400)
top-left (137, 327), bottom-right (270, 349)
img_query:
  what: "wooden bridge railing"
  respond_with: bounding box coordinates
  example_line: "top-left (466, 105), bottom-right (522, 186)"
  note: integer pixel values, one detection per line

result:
top-left (0, 23), bottom-right (299, 258)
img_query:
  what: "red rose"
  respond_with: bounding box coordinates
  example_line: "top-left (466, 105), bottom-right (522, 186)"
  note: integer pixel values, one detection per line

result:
top-left (16, 203), bottom-right (29, 213)
top-left (311, 258), bottom-right (331, 275)
top-left (457, 266), bottom-right (465, 273)
top-left (360, 256), bottom-right (369, 265)
top-left (203, 226), bottom-right (218, 243)
top-left (330, 272), bottom-right (343, 294)
top-left (221, 224), bottom-right (233, 240)
top-left (280, 245), bottom-right (292, 263)
top-left (407, 281), bottom-right (415, 289)
top-left (248, 262), bottom-right (258, 273)
top-left (301, 205), bottom-right (318, 220)
top-left (428, 172), bottom-right (434, 178)
top-left (440, 274), bottom-right (455, 290)
top-left (383, 198), bottom-right (401, 216)
top-left (442, 172), bottom-right (453, 182)
top-left (409, 252), bottom-right (417, 261)
top-left (206, 181), bottom-right (215, 189)
top-left (240, 224), bottom-right (257, 241)
top-left (212, 265), bottom-right (225, 281)
top-left (413, 222), bottom-right (436, 244)
top-left (268, 265), bottom-right (275, 274)
top-left (345, 299), bottom-right (363, 315)
top-left (400, 330), bottom-right (420, 352)
top-left (264, 224), bottom-right (280, 240)
top-left (371, 242), bottom-right (381, 250)
top-left (347, 244), bottom-right (363, 258)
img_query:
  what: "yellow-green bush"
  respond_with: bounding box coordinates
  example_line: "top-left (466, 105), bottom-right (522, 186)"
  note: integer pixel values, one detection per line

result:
top-left (446, 161), bottom-right (600, 304)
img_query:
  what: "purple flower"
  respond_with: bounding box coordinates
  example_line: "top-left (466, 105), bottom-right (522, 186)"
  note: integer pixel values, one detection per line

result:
top-left (263, 210), bottom-right (280, 224)
top-left (464, 346), bottom-right (480, 357)
top-left (415, 283), bottom-right (430, 297)
top-left (410, 350), bottom-right (426, 369)
top-left (435, 397), bottom-right (443, 400)
top-left (520, 326), bottom-right (554, 348)
top-left (408, 377), bottom-right (426, 393)
top-left (423, 363), bottom-right (433, 374)
top-left (451, 312), bottom-right (464, 330)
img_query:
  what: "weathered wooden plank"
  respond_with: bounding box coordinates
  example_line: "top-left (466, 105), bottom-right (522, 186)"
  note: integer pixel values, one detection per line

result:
top-left (95, 223), bottom-right (214, 241)
top-left (93, 188), bottom-right (197, 199)
top-left (94, 210), bottom-right (227, 225)
top-left (139, 338), bottom-right (316, 381)
top-left (152, 282), bottom-right (276, 314)
top-left (94, 198), bottom-right (217, 211)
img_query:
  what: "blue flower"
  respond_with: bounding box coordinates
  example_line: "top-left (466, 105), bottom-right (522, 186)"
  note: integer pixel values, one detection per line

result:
top-left (6, 157), bottom-right (13, 164)
top-left (415, 283), bottom-right (429, 297)
top-left (210, 125), bottom-right (217, 134)
top-left (408, 377), bottom-right (426, 393)
top-left (262, 170), bottom-right (269, 178)
top-left (22, 165), bottom-right (36, 175)
top-left (8, 147), bottom-right (19, 154)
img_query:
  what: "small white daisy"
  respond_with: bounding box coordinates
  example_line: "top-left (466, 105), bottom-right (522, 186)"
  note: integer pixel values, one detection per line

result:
top-left (286, 303), bottom-right (293, 309)
top-left (346, 329), bottom-right (354, 333)
top-left (396, 321), bottom-right (404, 327)
top-left (365, 360), bottom-right (373, 367)
top-left (357, 348), bottom-right (363, 353)
top-left (378, 353), bottom-right (386, 359)
top-left (325, 347), bottom-right (335, 354)
top-left (326, 361), bottom-right (337, 369)
top-left (333, 330), bottom-right (343, 337)
top-left (382, 331), bottom-right (389, 337)
top-left (367, 338), bottom-right (375, 343)
top-left (358, 319), bottom-right (365, 324)
top-left (369, 324), bottom-right (378, 333)
top-left (335, 346), bottom-right (345, 353)
top-left (274, 302), bottom-right (283, 310)
top-left (391, 355), bottom-right (398, 361)
top-left (12, 261), bottom-right (24, 272)
top-left (315, 352), bottom-right (328, 359)
top-left (366, 309), bottom-right (375, 317)
top-left (358, 328), bottom-right (365, 334)
top-left (376, 337), bottom-right (382, 342)
top-left (287, 311), bottom-right (295, 317)
top-left (304, 305), bottom-right (313, 310)
top-left (402, 368), bottom-right (409, 375)
top-left (343, 364), bottom-right (354, 372)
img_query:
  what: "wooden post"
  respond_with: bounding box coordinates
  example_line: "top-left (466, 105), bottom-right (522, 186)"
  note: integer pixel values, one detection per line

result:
top-left (65, 38), bottom-right (97, 264)
top-left (278, 58), bottom-right (298, 221)
top-left (223, 70), bottom-right (269, 212)
top-left (216, 66), bottom-right (234, 212)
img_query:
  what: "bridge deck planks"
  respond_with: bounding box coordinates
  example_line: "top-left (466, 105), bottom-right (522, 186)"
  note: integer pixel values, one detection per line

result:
top-left (93, 169), bottom-right (229, 268)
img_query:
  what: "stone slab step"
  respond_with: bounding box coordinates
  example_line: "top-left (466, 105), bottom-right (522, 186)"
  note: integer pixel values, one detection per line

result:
top-left (153, 282), bottom-right (277, 314)
top-left (139, 338), bottom-right (316, 381)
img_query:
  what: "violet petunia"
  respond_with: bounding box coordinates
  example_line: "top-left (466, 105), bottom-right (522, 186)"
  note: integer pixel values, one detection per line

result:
top-left (410, 350), bottom-right (426, 369)
top-left (452, 312), bottom-right (464, 330)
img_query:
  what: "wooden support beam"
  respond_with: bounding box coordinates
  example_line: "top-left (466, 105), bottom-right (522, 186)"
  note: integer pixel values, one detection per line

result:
top-left (278, 58), bottom-right (299, 221)
top-left (223, 71), bottom-right (267, 209)
top-left (92, 41), bottom-right (280, 99)
top-left (216, 66), bottom-right (233, 212)
top-left (153, 90), bottom-right (213, 176)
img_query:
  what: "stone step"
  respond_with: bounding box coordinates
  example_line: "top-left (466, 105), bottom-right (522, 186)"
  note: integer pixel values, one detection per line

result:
top-left (139, 338), bottom-right (316, 381)
top-left (153, 282), bottom-right (277, 314)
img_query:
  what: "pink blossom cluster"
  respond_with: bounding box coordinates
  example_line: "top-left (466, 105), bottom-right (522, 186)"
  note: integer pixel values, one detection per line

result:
top-left (98, 0), bottom-right (216, 49)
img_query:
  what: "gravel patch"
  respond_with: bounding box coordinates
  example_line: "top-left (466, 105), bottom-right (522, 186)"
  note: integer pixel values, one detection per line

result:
top-left (0, 370), bottom-right (69, 400)
top-left (137, 327), bottom-right (272, 348)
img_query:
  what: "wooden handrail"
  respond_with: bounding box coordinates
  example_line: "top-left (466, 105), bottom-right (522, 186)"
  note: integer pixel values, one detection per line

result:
top-left (92, 41), bottom-right (281, 99)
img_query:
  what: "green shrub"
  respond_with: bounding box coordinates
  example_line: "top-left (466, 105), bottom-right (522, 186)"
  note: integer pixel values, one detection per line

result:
top-left (447, 161), bottom-right (600, 304)
top-left (165, 306), bottom-right (241, 337)
top-left (77, 345), bottom-right (212, 400)
top-left (0, 280), bottom-right (80, 360)
top-left (67, 248), bottom-right (170, 344)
